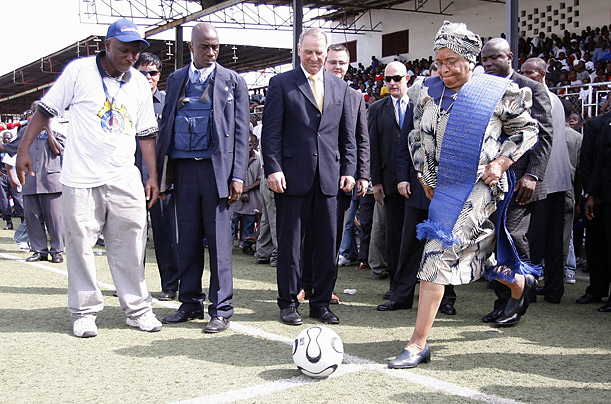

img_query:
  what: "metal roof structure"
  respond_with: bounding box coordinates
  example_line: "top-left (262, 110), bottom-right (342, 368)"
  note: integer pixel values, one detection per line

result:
top-left (0, 35), bottom-right (291, 115)
top-left (80, 0), bottom-right (480, 36)
top-left (1, 0), bottom-right (508, 116)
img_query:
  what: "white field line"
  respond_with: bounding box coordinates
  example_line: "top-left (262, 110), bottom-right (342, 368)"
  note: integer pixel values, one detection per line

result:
top-left (1, 252), bottom-right (528, 404)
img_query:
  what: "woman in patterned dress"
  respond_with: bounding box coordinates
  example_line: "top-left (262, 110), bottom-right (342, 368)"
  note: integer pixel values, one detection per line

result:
top-left (388, 22), bottom-right (540, 369)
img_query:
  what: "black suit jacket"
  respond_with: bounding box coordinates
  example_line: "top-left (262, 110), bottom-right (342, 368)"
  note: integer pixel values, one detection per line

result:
top-left (368, 96), bottom-right (404, 196)
top-left (261, 68), bottom-right (356, 197)
top-left (349, 87), bottom-right (370, 181)
top-left (396, 104), bottom-right (429, 210)
top-left (585, 111), bottom-right (611, 202)
top-left (508, 71), bottom-right (553, 203)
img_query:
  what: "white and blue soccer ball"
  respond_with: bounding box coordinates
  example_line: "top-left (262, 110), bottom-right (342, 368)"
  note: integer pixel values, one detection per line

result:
top-left (292, 325), bottom-right (344, 378)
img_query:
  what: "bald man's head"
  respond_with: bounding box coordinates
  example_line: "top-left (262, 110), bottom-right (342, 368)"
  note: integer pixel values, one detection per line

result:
top-left (190, 23), bottom-right (220, 69)
top-left (384, 61), bottom-right (409, 99)
top-left (481, 37), bottom-right (513, 77)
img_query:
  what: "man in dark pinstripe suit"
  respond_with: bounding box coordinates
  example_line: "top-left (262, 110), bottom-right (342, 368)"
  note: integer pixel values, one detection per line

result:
top-left (480, 38), bottom-right (553, 326)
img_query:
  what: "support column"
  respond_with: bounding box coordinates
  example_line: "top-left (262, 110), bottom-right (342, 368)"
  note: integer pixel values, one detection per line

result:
top-left (506, 0), bottom-right (519, 70)
top-left (176, 25), bottom-right (184, 70)
top-left (293, 0), bottom-right (303, 69)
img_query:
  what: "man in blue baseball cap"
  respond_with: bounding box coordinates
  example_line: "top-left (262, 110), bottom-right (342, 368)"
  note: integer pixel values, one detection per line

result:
top-left (16, 17), bottom-right (162, 338)
top-left (101, 18), bottom-right (150, 79)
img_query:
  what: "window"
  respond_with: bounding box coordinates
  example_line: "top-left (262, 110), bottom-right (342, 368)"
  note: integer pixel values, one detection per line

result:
top-left (382, 29), bottom-right (409, 58)
top-left (344, 40), bottom-right (357, 63)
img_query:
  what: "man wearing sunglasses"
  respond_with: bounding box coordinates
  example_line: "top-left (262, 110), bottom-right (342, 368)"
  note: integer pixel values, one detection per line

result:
top-left (368, 62), bottom-right (411, 308)
top-left (134, 52), bottom-right (179, 303)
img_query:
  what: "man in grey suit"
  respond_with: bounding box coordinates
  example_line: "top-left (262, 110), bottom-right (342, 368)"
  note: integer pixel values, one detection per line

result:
top-left (262, 28), bottom-right (356, 326)
top-left (481, 38), bottom-right (553, 326)
top-left (157, 23), bottom-right (250, 333)
top-left (520, 57), bottom-right (573, 304)
top-left (1, 103), bottom-right (65, 263)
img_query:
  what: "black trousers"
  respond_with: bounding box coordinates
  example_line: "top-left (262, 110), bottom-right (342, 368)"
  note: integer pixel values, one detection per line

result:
top-left (490, 201), bottom-right (533, 310)
top-left (275, 173), bottom-right (337, 310)
top-left (357, 194), bottom-right (375, 263)
top-left (173, 159), bottom-right (233, 317)
top-left (150, 190), bottom-right (179, 292)
top-left (584, 204), bottom-right (611, 299)
top-left (529, 192), bottom-right (566, 302)
top-left (390, 205), bottom-right (428, 306)
top-left (384, 193), bottom-right (406, 290)
top-left (301, 191), bottom-right (351, 291)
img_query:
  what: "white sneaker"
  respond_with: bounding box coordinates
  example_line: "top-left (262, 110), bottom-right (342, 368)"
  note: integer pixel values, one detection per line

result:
top-left (73, 316), bottom-right (98, 338)
top-left (338, 255), bottom-right (351, 266)
top-left (126, 311), bottom-right (162, 332)
top-left (564, 270), bottom-right (576, 284)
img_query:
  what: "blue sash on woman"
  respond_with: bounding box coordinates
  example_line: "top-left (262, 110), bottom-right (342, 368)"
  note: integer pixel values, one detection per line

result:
top-left (416, 73), bottom-right (540, 280)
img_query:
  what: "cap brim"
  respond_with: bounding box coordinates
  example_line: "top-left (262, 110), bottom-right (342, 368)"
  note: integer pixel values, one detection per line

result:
top-left (112, 34), bottom-right (150, 48)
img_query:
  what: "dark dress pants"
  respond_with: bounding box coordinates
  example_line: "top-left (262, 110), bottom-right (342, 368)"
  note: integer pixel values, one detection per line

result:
top-left (0, 175), bottom-right (24, 219)
top-left (150, 190), bottom-right (179, 292)
top-left (584, 204), bottom-right (610, 298)
top-left (23, 193), bottom-right (63, 255)
top-left (357, 194), bottom-right (375, 263)
top-left (529, 192), bottom-right (566, 302)
top-left (275, 173), bottom-right (337, 310)
top-left (302, 190), bottom-right (350, 292)
top-left (384, 193), bottom-right (405, 291)
top-left (491, 202), bottom-right (533, 310)
top-left (390, 205), bottom-right (428, 306)
top-left (173, 159), bottom-right (233, 317)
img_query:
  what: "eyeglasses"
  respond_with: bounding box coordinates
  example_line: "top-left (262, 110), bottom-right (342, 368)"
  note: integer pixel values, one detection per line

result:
top-left (139, 70), bottom-right (160, 77)
top-left (384, 75), bottom-right (405, 82)
top-left (436, 59), bottom-right (460, 68)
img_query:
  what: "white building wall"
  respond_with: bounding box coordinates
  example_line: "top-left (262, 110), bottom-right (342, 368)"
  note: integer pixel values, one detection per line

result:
top-left (331, 0), bottom-right (610, 66)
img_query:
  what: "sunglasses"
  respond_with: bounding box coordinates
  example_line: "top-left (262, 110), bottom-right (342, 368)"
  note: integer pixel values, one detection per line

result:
top-left (384, 75), bottom-right (404, 83)
top-left (139, 70), bottom-right (160, 77)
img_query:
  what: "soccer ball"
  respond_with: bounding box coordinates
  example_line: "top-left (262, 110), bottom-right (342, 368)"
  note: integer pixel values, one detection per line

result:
top-left (292, 325), bottom-right (344, 378)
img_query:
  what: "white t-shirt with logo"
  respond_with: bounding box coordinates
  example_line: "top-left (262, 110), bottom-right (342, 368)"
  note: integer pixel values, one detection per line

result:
top-left (40, 56), bottom-right (157, 188)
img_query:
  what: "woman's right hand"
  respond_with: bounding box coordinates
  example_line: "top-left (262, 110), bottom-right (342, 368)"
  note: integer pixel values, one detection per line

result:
top-left (419, 177), bottom-right (434, 200)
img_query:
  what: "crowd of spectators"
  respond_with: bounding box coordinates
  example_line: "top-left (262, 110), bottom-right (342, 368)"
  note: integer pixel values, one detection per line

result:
top-left (340, 24), bottom-right (611, 119)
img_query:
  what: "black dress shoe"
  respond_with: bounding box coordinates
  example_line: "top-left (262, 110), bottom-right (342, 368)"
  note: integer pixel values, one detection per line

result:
top-left (309, 306), bottom-right (339, 324)
top-left (377, 300), bottom-right (411, 311)
top-left (373, 272), bottom-right (389, 280)
top-left (26, 252), bottom-right (48, 262)
top-left (280, 307), bottom-right (302, 325)
top-left (51, 253), bottom-right (63, 263)
top-left (482, 308), bottom-right (504, 323)
top-left (204, 316), bottom-right (230, 333)
top-left (576, 293), bottom-right (602, 304)
top-left (382, 289), bottom-right (393, 300)
top-left (161, 310), bottom-right (205, 323)
top-left (535, 286), bottom-right (545, 295)
top-left (504, 274), bottom-right (536, 317)
top-left (158, 290), bottom-right (177, 301)
top-left (254, 257), bottom-right (270, 264)
top-left (438, 304), bottom-right (457, 315)
top-left (495, 312), bottom-right (521, 327)
top-left (597, 302), bottom-right (611, 312)
top-left (388, 344), bottom-right (431, 369)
